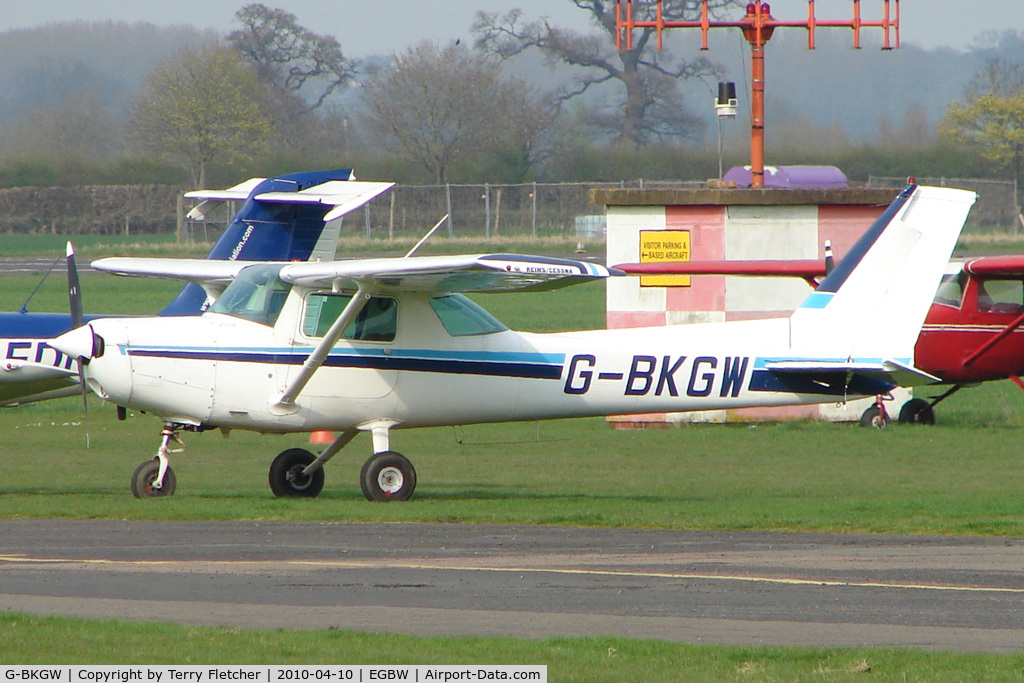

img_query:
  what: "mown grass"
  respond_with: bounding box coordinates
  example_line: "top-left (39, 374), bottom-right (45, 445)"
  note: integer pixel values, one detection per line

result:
top-left (3, 613), bottom-right (1024, 681)
top-left (1, 267), bottom-right (1023, 534)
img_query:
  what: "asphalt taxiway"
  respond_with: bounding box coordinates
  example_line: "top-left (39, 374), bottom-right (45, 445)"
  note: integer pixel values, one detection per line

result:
top-left (1, 520), bottom-right (1022, 653)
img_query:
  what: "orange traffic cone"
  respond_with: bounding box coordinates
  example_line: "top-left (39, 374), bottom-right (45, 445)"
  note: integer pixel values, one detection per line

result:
top-left (309, 430), bottom-right (334, 445)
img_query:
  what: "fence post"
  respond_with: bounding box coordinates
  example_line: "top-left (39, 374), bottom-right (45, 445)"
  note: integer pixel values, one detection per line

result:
top-left (445, 184), bottom-right (453, 237)
top-left (389, 191), bottom-right (395, 241)
top-left (365, 204), bottom-right (371, 239)
top-left (531, 181), bottom-right (537, 237)
top-left (484, 183), bottom-right (490, 239)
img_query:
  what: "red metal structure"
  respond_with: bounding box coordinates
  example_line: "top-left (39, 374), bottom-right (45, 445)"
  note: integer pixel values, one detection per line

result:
top-left (615, 0), bottom-right (901, 188)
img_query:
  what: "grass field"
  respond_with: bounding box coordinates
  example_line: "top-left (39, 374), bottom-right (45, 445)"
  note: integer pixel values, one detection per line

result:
top-left (2, 243), bottom-right (1024, 675)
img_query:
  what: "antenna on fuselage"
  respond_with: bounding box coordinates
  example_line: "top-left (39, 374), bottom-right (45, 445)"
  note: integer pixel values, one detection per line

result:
top-left (17, 253), bottom-right (63, 314)
top-left (404, 215), bottom-right (450, 258)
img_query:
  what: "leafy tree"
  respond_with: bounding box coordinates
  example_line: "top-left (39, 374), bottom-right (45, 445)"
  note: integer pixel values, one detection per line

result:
top-left (472, 0), bottom-right (740, 147)
top-left (228, 3), bottom-right (356, 111)
top-left (360, 41), bottom-right (554, 184)
top-left (941, 59), bottom-right (1024, 209)
top-left (125, 46), bottom-right (272, 187)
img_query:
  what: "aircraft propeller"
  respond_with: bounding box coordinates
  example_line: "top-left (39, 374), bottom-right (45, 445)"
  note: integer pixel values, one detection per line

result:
top-left (63, 242), bottom-right (104, 447)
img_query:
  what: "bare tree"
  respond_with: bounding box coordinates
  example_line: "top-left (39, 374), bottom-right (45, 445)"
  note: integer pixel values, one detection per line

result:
top-left (360, 42), bottom-right (555, 183)
top-left (125, 46), bottom-right (272, 187)
top-left (473, 0), bottom-right (740, 147)
top-left (228, 3), bottom-right (356, 112)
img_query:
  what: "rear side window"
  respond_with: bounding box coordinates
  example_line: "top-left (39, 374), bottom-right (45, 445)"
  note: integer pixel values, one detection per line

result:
top-left (303, 294), bottom-right (398, 341)
top-left (977, 279), bottom-right (1024, 315)
top-left (429, 294), bottom-right (507, 336)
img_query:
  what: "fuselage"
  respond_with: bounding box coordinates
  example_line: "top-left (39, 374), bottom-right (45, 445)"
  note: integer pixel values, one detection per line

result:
top-left (80, 286), bottom-right (890, 434)
top-left (916, 262), bottom-right (1024, 384)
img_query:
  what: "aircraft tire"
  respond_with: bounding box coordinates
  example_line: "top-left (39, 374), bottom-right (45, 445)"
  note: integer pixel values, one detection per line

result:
top-left (131, 459), bottom-right (177, 498)
top-left (269, 448), bottom-right (324, 498)
top-left (858, 405), bottom-right (891, 429)
top-left (360, 451), bottom-right (416, 502)
top-left (898, 398), bottom-right (936, 425)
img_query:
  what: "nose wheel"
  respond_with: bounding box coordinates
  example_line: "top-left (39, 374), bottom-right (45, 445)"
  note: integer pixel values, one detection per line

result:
top-left (131, 424), bottom-right (183, 498)
top-left (131, 459), bottom-right (177, 498)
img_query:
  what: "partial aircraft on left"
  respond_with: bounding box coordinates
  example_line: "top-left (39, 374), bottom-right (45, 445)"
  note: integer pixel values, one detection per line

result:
top-left (0, 169), bottom-right (392, 407)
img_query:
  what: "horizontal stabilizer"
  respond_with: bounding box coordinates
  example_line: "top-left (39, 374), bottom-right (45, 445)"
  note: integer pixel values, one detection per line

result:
top-left (280, 253), bottom-right (619, 293)
top-left (254, 181), bottom-right (394, 221)
top-left (767, 359), bottom-right (942, 387)
top-left (183, 177), bottom-right (267, 202)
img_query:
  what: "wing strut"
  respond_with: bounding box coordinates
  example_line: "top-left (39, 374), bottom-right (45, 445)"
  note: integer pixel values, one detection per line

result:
top-left (270, 283), bottom-right (373, 413)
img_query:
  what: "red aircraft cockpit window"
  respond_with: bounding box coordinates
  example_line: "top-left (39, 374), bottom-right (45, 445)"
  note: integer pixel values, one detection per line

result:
top-left (977, 279), bottom-right (1024, 315)
top-left (933, 271), bottom-right (968, 309)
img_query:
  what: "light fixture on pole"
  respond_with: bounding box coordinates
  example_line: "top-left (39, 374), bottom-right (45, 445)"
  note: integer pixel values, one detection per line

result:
top-left (715, 81), bottom-right (737, 179)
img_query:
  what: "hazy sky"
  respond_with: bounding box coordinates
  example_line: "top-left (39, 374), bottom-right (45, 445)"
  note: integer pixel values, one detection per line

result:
top-left (1, 1), bottom-right (1021, 56)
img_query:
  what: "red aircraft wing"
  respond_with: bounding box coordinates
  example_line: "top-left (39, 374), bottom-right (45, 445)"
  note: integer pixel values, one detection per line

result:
top-left (614, 260), bottom-right (827, 287)
top-left (962, 255), bottom-right (1024, 277)
top-left (613, 260), bottom-right (827, 277)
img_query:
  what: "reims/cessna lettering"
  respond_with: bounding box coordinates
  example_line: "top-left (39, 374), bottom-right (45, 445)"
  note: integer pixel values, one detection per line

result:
top-left (52, 184), bottom-right (976, 500)
top-left (0, 170), bottom-right (391, 408)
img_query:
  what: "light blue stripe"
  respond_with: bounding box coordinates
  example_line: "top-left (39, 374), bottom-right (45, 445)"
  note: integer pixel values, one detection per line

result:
top-left (799, 292), bottom-right (834, 309)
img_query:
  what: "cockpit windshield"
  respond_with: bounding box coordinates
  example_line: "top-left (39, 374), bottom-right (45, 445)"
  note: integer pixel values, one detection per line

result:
top-left (209, 264), bottom-right (291, 326)
top-left (934, 271), bottom-right (968, 309)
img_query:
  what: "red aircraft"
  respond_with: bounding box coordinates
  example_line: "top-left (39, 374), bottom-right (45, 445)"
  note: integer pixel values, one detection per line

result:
top-left (616, 252), bottom-right (1024, 426)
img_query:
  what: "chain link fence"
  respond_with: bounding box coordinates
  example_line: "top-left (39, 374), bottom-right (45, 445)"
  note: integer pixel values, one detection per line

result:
top-left (183, 180), bottom-right (707, 243)
top-left (867, 176), bottom-right (1020, 232)
top-left (177, 176), bottom-right (1021, 243)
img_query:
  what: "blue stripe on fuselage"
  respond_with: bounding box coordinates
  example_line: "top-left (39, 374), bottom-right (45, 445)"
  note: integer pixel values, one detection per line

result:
top-left (126, 347), bottom-right (566, 380)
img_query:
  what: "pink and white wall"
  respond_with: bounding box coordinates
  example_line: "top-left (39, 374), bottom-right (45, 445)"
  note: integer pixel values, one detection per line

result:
top-left (595, 188), bottom-right (911, 425)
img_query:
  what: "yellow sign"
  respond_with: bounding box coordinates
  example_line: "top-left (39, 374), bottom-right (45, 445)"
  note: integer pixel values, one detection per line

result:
top-left (639, 230), bottom-right (691, 287)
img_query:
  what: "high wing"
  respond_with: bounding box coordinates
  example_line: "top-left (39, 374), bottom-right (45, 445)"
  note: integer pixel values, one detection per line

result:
top-left (92, 259), bottom-right (251, 303)
top-left (93, 253), bottom-right (618, 298)
top-left (279, 253), bottom-right (620, 293)
top-left (962, 255), bottom-right (1024, 277)
top-left (614, 259), bottom-right (826, 277)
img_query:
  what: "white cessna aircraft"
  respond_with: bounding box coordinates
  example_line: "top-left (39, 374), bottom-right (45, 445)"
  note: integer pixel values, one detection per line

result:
top-left (52, 183), bottom-right (975, 500)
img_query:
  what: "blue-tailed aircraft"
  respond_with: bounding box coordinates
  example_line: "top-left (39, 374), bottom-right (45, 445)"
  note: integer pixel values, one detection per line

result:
top-left (1, 170), bottom-right (391, 408)
top-left (53, 184), bottom-right (975, 499)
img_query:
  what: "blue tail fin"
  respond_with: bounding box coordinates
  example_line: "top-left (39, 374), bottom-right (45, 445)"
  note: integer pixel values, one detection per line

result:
top-left (159, 169), bottom-right (356, 316)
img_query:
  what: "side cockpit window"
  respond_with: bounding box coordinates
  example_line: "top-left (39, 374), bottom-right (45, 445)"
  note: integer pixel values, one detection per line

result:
top-left (303, 293), bottom-right (398, 342)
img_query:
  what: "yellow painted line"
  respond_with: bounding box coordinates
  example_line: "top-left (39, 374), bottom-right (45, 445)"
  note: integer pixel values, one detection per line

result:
top-left (3, 554), bottom-right (1022, 595)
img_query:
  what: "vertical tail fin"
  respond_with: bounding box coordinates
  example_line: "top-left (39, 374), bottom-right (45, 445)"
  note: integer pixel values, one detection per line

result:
top-left (789, 184), bottom-right (976, 364)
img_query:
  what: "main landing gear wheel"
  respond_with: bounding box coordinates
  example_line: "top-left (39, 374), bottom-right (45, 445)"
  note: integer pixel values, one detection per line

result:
top-left (131, 459), bottom-right (176, 498)
top-left (269, 448), bottom-right (325, 498)
top-left (859, 405), bottom-right (891, 429)
top-left (898, 398), bottom-right (937, 425)
top-left (360, 451), bottom-right (416, 502)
